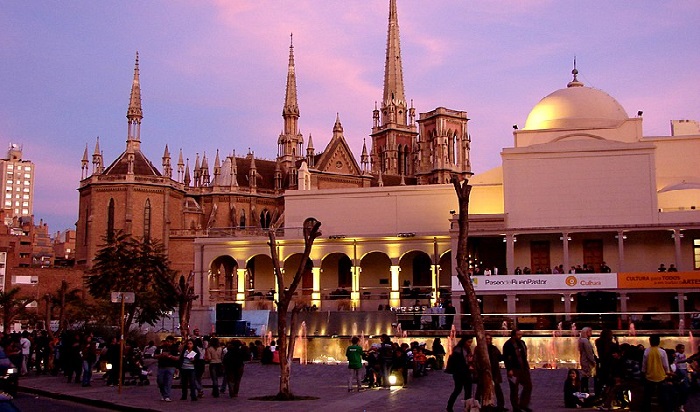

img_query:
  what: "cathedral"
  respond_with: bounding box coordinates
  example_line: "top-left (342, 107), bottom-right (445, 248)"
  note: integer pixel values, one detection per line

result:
top-left (75, 0), bottom-right (471, 275)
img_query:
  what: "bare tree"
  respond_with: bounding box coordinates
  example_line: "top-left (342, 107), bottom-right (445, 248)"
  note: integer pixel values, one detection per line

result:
top-left (452, 174), bottom-right (495, 409)
top-left (268, 217), bottom-right (322, 400)
top-left (175, 272), bottom-right (198, 339)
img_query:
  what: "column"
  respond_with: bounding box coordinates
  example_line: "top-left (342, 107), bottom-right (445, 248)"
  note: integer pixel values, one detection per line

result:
top-left (673, 229), bottom-right (683, 270)
top-left (617, 231), bottom-right (626, 272)
top-left (390, 265), bottom-right (401, 308)
top-left (619, 292), bottom-right (629, 324)
top-left (562, 232), bottom-right (570, 271)
top-left (351, 266), bottom-right (360, 310)
top-left (677, 292), bottom-right (686, 333)
top-left (431, 264), bottom-right (439, 306)
top-left (563, 293), bottom-right (573, 321)
top-left (311, 267), bottom-right (321, 309)
top-left (505, 234), bottom-right (515, 275)
top-left (236, 268), bottom-right (246, 306)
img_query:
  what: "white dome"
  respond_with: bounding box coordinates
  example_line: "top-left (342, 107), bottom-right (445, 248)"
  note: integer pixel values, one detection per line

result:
top-left (524, 81), bottom-right (628, 131)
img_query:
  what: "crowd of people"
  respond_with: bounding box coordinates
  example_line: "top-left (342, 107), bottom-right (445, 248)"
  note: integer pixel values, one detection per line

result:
top-left (3, 326), bottom-right (699, 410)
top-left (576, 328), bottom-right (700, 411)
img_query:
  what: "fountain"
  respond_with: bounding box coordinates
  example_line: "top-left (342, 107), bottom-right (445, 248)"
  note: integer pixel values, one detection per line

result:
top-left (679, 319), bottom-right (685, 335)
top-left (628, 322), bottom-right (636, 337)
top-left (570, 322), bottom-right (577, 336)
top-left (359, 331), bottom-right (367, 350)
top-left (295, 321), bottom-right (308, 365)
top-left (501, 321), bottom-right (509, 337)
top-left (446, 324), bottom-right (457, 355)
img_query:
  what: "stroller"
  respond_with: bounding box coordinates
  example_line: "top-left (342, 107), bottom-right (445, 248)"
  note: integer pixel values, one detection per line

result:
top-left (123, 347), bottom-right (150, 386)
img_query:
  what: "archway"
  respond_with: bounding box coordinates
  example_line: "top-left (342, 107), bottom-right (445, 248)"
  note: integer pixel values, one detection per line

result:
top-left (439, 251), bottom-right (452, 301)
top-left (321, 253), bottom-right (352, 301)
top-left (210, 255), bottom-right (238, 302)
top-left (359, 251), bottom-right (392, 310)
top-left (283, 253), bottom-right (314, 296)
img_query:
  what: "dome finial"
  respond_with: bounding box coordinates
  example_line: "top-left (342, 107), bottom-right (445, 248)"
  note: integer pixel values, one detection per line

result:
top-left (567, 56), bottom-right (583, 88)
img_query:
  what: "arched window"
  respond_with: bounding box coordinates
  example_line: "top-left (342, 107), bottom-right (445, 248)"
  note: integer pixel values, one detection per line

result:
top-left (143, 199), bottom-right (151, 241)
top-left (107, 198), bottom-right (115, 242)
top-left (239, 210), bottom-right (246, 228)
top-left (260, 209), bottom-right (271, 229)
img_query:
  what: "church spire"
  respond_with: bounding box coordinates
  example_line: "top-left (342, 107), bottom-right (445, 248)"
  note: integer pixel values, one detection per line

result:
top-left (278, 34), bottom-right (304, 170)
top-left (126, 51), bottom-right (143, 152)
top-left (283, 33), bottom-right (299, 119)
top-left (382, 0), bottom-right (407, 126)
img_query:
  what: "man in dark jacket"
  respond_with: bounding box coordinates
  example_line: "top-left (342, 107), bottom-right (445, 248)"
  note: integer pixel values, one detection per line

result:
top-left (502, 329), bottom-right (532, 412)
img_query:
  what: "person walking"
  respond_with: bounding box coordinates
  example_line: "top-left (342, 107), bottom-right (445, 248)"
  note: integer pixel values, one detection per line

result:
top-left (81, 336), bottom-right (97, 387)
top-left (222, 339), bottom-right (248, 398)
top-left (156, 336), bottom-right (179, 402)
top-left (578, 327), bottom-right (596, 395)
top-left (503, 329), bottom-right (532, 412)
top-left (486, 333), bottom-right (505, 411)
top-left (19, 331), bottom-right (31, 376)
top-left (346, 336), bottom-right (363, 392)
top-left (204, 337), bottom-right (224, 398)
top-left (446, 336), bottom-right (474, 412)
top-left (191, 328), bottom-right (206, 398)
top-left (378, 334), bottom-right (393, 387)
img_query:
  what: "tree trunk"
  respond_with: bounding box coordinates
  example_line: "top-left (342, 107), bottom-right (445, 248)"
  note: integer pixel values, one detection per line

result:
top-left (452, 175), bottom-right (495, 409)
top-left (268, 219), bottom-right (321, 400)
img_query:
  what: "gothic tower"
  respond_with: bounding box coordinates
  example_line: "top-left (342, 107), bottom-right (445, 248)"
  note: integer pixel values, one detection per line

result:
top-left (370, 0), bottom-right (418, 177)
top-left (416, 108), bottom-right (471, 184)
top-left (277, 34), bottom-right (304, 172)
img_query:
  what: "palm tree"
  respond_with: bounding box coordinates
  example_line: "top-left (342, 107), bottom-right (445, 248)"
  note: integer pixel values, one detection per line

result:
top-left (0, 287), bottom-right (33, 332)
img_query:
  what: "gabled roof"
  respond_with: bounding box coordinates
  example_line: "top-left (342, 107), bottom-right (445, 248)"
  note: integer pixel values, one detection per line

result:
top-left (315, 135), bottom-right (362, 176)
top-left (102, 150), bottom-right (161, 176)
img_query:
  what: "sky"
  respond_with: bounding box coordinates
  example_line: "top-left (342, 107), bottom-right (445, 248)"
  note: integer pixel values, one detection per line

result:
top-left (1, 0), bottom-right (699, 233)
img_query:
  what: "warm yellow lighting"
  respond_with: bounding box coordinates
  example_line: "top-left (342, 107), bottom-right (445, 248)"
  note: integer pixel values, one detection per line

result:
top-left (388, 375), bottom-right (397, 385)
top-left (390, 265), bottom-right (400, 307)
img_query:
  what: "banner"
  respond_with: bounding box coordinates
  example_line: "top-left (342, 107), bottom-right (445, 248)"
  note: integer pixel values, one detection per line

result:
top-left (617, 272), bottom-right (700, 289)
top-left (452, 273), bottom-right (618, 292)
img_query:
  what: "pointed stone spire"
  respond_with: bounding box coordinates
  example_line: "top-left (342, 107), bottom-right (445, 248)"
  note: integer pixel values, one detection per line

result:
top-left (278, 34), bottom-right (304, 169)
top-left (92, 136), bottom-right (103, 174)
top-left (126, 51), bottom-right (143, 152)
top-left (162, 144), bottom-right (172, 178)
top-left (81, 144), bottom-right (89, 179)
top-left (193, 153), bottom-right (201, 187)
top-left (306, 133), bottom-right (315, 167)
top-left (249, 151), bottom-right (257, 190)
top-left (183, 158), bottom-right (191, 187)
top-left (177, 149), bottom-right (184, 182)
top-left (361, 138), bottom-right (369, 173)
top-left (382, 0), bottom-right (406, 125)
top-left (333, 113), bottom-right (343, 137)
top-left (378, 169), bottom-right (384, 187)
top-left (230, 152), bottom-right (238, 188)
top-left (283, 33), bottom-right (300, 118)
top-left (213, 149), bottom-right (221, 186)
top-left (201, 152), bottom-right (210, 186)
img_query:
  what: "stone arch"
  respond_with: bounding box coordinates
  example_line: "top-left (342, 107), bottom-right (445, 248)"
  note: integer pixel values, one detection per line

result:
top-left (283, 253), bottom-right (314, 296)
top-left (359, 251), bottom-right (392, 304)
top-left (210, 255), bottom-right (238, 302)
top-left (438, 250), bottom-right (452, 300)
top-left (245, 254), bottom-right (274, 297)
top-left (321, 253), bottom-right (352, 294)
top-left (260, 209), bottom-right (271, 229)
top-left (399, 250), bottom-right (433, 287)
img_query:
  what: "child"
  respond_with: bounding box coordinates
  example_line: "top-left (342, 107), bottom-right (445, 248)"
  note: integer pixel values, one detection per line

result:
top-left (413, 346), bottom-right (427, 377)
top-left (564, 369), bottom-right (590, 408)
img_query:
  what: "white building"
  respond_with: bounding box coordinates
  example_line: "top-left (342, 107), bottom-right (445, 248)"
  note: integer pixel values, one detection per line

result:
top-left (0, 144), bottom-right (35, 224)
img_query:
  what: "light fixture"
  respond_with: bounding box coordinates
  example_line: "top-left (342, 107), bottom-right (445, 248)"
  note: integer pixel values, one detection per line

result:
top-left (328, 234), bottom-right (346, 239)
top-left (637, 110), bottom-right (643, 117)
top-left (559, 236), bottom-right (572, 241)
top-left (388, 374), bottom-right (398, 385)
top-left (449, 210), bottom-right (456, 215)
top-left (397, 232), bottom-right (415, 238)
top-left (615, 234), bottom-right (627, 240)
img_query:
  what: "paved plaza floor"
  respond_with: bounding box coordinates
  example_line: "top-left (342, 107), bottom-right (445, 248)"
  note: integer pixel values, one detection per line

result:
top-left (17, 363), bottom-right (700, 412)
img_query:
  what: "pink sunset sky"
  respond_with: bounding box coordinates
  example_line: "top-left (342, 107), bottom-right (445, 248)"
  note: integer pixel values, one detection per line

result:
top-left (1, 0), bottom-right (699, 232)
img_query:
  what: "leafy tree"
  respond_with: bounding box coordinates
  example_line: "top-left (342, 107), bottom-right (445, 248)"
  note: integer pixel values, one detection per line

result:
top-left (85, 231), bottom-right (178, 332)
top-left (0, 287), bottom-right (33, 332)
top-left (43, 280), bottom-right (83, 336)
top-left (452, 174), bottom-right (495, 409)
